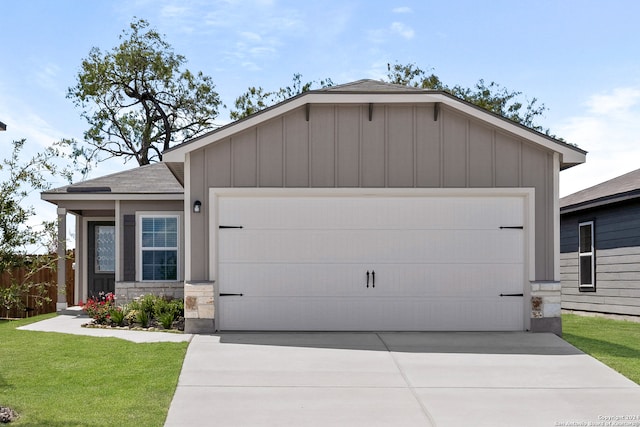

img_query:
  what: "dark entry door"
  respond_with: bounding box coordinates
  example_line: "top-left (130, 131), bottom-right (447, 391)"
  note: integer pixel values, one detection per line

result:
top-left (88, 221), bottom-right (116, 298)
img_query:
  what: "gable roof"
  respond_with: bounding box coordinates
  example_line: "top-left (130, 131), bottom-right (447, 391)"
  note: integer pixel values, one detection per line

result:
top-left (42, 162), bottom-right (184, 202)
top-left (164, 79), bottom-right (586, 169)
top-left (560, 168), bottom-right (640, 213)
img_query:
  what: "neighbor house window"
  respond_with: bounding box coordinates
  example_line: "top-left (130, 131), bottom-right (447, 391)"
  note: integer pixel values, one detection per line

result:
top-left (579, 221), bottom-right (595, 290)
top-left (140, 215), bottom-right (179, 281)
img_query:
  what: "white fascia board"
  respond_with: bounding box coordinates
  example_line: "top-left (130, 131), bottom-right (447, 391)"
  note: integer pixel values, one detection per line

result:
top-left (434, 94), bottom-right (586, 165)
top-left (164, 92), bottom-right (586, 165)
top-left (41, 193), bottom-right (184, 202)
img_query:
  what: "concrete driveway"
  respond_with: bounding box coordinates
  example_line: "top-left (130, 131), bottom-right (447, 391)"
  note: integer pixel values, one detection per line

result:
top-left (165, 332), bottom-right (640, 427)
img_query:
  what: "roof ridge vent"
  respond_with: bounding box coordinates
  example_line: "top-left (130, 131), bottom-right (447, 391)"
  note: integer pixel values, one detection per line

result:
top-left (66, 186), bottom-right (112, 193)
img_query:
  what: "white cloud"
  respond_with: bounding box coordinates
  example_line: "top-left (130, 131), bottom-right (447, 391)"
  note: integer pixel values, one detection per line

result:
top-left (160, 4), bottom-right (189, 18)
top-left (558, 86), bottom-right (640, 197)
top-left (249, 46), bottom-right (276, 56)
top-left (392, 6), bottom-right (412, 13)
top-left (33, 62), bottom-right (65, 97)
top-left (367, 21), bottom-right (415, 44)
top-left (240, 31), bottom-right (263, 42)
top-left (584, 87), bottom-right (640, 116)
top-left (390, 22), bottom-right (415, 39)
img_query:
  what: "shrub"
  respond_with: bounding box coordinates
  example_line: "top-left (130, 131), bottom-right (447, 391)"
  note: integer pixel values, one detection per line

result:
top-left (152, 297), bottom-right (172, 318)
top-left (82, 292), bottom-right (115, 324)
top-left (136, 308), bottom-right (150, 328)
top-left (109, 307), bottom-right (125, 326)
top-left (124, 309), bottom-right (138, 325)
top-left (139, 294), bottom-right (155, 317)
top-left (168, 298), bottom-right (184, 317)
top-left (158, 312), bottom-right (175, 329)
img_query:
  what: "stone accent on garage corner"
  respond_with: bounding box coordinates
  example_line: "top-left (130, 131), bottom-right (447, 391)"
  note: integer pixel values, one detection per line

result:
top-left (184, 281), bottom-right (215, 334)
top-left (530, 281), bottom-right (562, 335)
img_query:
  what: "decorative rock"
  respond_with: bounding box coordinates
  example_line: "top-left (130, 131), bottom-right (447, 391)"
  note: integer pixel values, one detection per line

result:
top-left (0, 406), bottom-right (19, 423)
top-left (79, 317), bottom-right (186, 332)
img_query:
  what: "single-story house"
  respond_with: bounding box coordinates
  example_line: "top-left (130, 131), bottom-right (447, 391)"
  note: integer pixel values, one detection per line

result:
top-left (43, 79), bottom-right (586, 334)
top-left (560, 168), bottom-right (640, 316)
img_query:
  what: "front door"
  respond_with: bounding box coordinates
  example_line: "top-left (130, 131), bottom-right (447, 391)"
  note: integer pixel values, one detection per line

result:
top-left (88, 221), bottom-right (116, 298)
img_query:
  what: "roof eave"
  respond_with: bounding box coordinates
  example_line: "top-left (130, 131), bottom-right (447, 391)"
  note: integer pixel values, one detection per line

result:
top-left (41, 192), bottom-right (184, 203)
top-left (560, 190), bottom-right (640, 214)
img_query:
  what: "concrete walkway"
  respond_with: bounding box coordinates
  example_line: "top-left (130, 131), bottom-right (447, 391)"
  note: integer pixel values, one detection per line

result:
top-left (17, 312), bottom-right (192, 343)
top-left (165, 332), bottom-right (640, 427)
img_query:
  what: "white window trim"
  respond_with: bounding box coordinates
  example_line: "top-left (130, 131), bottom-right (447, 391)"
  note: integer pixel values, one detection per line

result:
top-left (578, 221), bottom-right (595, 290)
top-left (136, 212), bottom-right (182, 282)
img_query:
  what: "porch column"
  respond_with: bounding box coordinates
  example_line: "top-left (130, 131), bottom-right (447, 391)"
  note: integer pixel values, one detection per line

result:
top-left (56, 207), bottom-right (67, 311)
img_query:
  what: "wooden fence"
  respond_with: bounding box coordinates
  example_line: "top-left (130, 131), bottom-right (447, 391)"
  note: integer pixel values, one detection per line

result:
top-left (0, 252), bottom-right (75, 318)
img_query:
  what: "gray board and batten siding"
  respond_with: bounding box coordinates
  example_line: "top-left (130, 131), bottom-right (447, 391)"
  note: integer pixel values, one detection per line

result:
top-left (187, 102), bottom-right (556, 282)
top-left (561, 198), bottom-right (640, 316)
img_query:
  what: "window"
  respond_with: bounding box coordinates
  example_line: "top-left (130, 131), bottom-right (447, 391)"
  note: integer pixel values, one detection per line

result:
top-left (579, 221), bottom-right (595, 290)
top-left (95, 225), bottom-right (115, 272)
top-left (140, 215), bottom-right (179, 281)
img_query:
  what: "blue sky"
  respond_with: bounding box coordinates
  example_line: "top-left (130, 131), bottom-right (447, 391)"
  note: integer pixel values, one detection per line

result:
top-left (1, 0), bottom-right (640, 235)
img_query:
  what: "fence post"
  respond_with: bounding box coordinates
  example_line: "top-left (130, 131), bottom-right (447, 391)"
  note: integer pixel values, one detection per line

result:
top-left (56, 207), bottom-right (67, 311)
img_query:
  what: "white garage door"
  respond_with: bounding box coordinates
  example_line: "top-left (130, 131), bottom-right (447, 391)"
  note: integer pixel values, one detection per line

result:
top-left (216, 194), bottom-right (526, 331)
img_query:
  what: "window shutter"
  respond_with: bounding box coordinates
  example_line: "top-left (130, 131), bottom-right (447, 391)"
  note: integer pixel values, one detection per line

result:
top-left (123, 215), bottom-right (136, 281)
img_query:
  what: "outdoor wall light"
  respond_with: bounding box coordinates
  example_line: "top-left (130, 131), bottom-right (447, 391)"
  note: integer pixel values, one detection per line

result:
top-left (193, 200), bottom-right (202, 213)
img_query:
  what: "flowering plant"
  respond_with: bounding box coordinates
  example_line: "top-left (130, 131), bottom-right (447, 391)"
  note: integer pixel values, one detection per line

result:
top-left (80, 293), bottom-right (185, 330)
top-left (81, 292), bottom-right (116, 324)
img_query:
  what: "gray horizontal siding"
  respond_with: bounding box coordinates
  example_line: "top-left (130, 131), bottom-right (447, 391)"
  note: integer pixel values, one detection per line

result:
top-left (560, 199), bottom-right (640, 315)
top-left (560, 246), bottom-right (640, 315)
top-left (563, 301), bottom-right (640, 316)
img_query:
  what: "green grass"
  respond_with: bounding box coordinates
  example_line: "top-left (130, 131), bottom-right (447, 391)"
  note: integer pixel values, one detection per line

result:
top-left (562, 313), bottom-right (640, 385)
top-left (0, 314), bottom-right (188, 426)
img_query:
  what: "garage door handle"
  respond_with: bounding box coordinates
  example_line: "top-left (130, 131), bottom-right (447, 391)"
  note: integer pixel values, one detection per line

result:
top-left (499, 293), bottom-right (524, 297)
top-left (366, 271), bottom-right (370, 288)
top-left (499, 226), bottom-right (523, 230)
top-left (220, 293), bottom-right (244, 297)
top-left (372, 270), bottom-right (375, 288)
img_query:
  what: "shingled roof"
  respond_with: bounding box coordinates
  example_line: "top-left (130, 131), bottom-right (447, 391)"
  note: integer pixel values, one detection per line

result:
top-left (560, 168), bottom-right (640, 213)
top-left (320, 79), bottom-right (426, 93)
top-left (42, 162), bottom-right (184, 199)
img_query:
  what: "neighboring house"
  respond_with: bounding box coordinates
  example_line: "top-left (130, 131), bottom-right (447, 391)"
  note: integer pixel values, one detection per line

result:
top-left (0, 120), bottom-right (6, 131)
top-left (42, 79), bottom-right (586, 334)
top-left (560, 168), bottom-right (640, 316)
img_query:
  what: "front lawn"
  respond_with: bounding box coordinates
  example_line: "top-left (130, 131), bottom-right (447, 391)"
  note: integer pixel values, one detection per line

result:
top-left (562, 313), bottom-right (640, 385)
top-left (0, 314), bottom-right (188, 426)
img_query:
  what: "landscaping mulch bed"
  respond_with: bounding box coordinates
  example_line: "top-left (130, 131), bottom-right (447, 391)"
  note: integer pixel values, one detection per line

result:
top-left (81, 316), bottom-right (185, 332)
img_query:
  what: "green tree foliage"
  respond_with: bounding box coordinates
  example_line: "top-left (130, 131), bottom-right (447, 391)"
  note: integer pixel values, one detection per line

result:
top-left (231, 63), bottom-right (551, 136)
top-left (230, 73), bottom-right (334, 120)
top-left (67, 18), bottom-right (222, 170)
top-left (385, 62), bottom-right (550, 134)
top-left (0, 139), bottom-right (65, 317)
